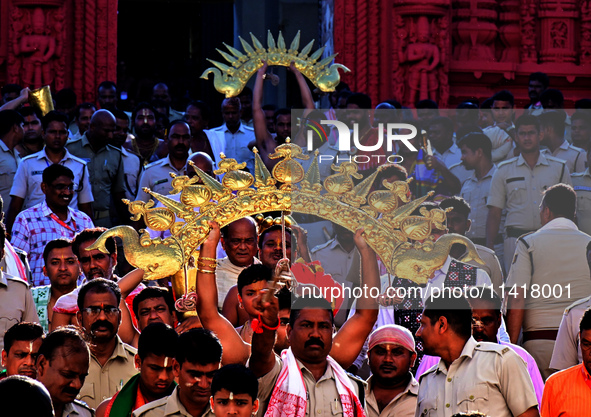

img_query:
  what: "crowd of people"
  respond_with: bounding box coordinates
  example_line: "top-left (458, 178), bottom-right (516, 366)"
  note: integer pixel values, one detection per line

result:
top-left (0, 68), bottom-right (590, 417)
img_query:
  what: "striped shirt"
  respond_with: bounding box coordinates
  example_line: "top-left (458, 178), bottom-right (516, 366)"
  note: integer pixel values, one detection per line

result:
top-left (541, 363), bottom-right (591, 416)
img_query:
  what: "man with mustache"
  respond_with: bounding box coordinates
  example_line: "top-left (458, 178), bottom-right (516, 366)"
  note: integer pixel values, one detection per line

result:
top-left (486, 114), bottom-right (571, 273)
top-left (136, 120), bottom-right (192, 202)
top-left (125, 103), bottom-right (168, 165)
top-left (36, 327), bottom-right (93, 417)
top-left (0, 322), bottom-right (43, 380)
top-left (76, 278), bottom-right (138, 409)
top-left (133, 329), bottom-right (220, 417)
top-left (10, 164), bottom-right (94, 286)
top-left (415, 293), bottom-right (539, 417)
top-left (15, 106), bottom-right (44, 157)
top-left (67, 109), bottom-right (127, 228)
top-left (96, 322), bottom-right (179, 417)
top-left (365, 325), bottom-right (418, 417)
top-left (250, 228), bottom-right (380, 416)
top-left (6, 110), bottom-right (94, 236)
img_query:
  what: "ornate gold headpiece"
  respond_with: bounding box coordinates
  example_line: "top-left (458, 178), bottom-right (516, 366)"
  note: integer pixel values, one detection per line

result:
top-left (253, 214), bottom-right (295, 235)
top-left (200, 30), bottom-right (350, 97)
top-left (88, 140), bottom-right (483, 285)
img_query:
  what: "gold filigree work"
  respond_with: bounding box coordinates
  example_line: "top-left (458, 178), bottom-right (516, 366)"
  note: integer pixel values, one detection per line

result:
top-left (88, 139), bottom-right (483, 285)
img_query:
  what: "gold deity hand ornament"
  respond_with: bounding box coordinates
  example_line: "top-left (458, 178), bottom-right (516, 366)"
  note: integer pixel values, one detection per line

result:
top-left (200, 31), bottom-right (350, 97)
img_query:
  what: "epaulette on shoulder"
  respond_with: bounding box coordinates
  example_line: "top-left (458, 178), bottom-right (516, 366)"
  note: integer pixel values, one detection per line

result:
top-left (545, 155), bottom-right (567, 165)
top-left (571, 171), bottom-right (586, 177)
top-left (474, 244), bottom-right (495, 256)
top-left (449, 162), bottom-right (462, 170)
top-left (105, 144), bottom-right (123, 154)
top-left (4, 272), bottom-right (29, 286)
top-left (497, 157), bottom-right (518, 168)
top-left (565, 295), bottom-right (591, 313)
top-left (145, 159), bottom-right (165, 170)
top-left (133, 395), bottom-right (168, 415)
top-left (310, 239), bottom-right (334, 254)
top-left (73, 399), bottom-right (94, 413)
top-left (474, 341), bottom-right (510, 355)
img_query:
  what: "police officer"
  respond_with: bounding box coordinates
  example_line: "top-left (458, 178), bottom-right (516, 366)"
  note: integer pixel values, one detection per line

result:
top-left (486, 114), bottom-right (571, 272)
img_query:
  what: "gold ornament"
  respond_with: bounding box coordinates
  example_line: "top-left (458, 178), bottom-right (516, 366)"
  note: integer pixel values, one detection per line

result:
top-left (29, 86), bottom-right (54, 116)
top-left (88, 139), bottom-right (484, 285)
top-left (200, 30), bottom-right (350, 97)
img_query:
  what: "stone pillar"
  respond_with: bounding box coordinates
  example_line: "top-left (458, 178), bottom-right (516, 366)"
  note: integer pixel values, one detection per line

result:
top-left (0, 0), bottom-right (117, 103)
top-left (498, 0), bottom-right (521, 62)
top-left (452, 0), bottom-right (498, 62)
top-left (538, 0), bottom-right (578, 63)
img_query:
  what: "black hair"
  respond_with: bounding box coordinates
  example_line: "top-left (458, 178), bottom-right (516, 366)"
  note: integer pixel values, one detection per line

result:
top-left (465, 285), bottom-right (502, 313)
top-left (138, 322), bottom-right (178, 360)
top-left (540, 89), bottom-right (564, 108)
top-left (98, 81), bottom-right (117, 91)
top-left (384, 99), bottom-right (402, 109)
top-left (529, 72), bottom-right (550, 89)
top-left (1, 84), bottom-right (22, 96)
top-left (3, 322), bottom-right (44, 354)
top-left (0, 110), bottom-right (24, 138)
top-left (37, 326), bottom-right (88, 363)
top-left (277, 287), bottom-right (294, 311)
top-left (491, 90), bottom-right (514, 107)
top-left (42, 164), bottom-right (74, 185)
top-left (75, 102), bottom-right (97, 120)
top-left (0, 222), bottom-right (5, 253)
top-left (211, 364), bottom-right (258, 401)
top-left (258, 224), bottom-right (293, 251)
top-left (575, 99), bottom-right (591, 110)
top-left (439, 196), bottom-right (471, 220)
top-left (186, 100), bottom-right (211, 122)
top-left (274, 108), bottom-right (291, 124)
top-left (456, 124), bottom-right (484, 142)
top-left (416, 99), bottom-right (438, 109)
top-left (77, 278), bottom-right (121, 311)
top-left (541, 183), bottom-right (576, 221)
top-left (346, 93), bottom-right (372, 110)
top-left (289, 295), bottom-right (334, 328)
top-left (55, 88), bottom-right (77, 109)
top-left (237, 264), bottom-right (272, 296)
top-left (221, 97), bottom-right (241, 111)
top-left (132, 102), bottom-right (156, 123)
top-left (18, 106), bottom-right (42, 120)
top-left (0, 376), bottom-right (54, 417)
top-left (168, 119), bottom-right (190, 133)
top-left (238, 86), bottom-right (253, 98)
top-left (479, 97), bottom-right (494, 111)
top-left (580, 308), bottom-right (591, 333)
top-left (72, 227), bottom-right (116, 258)
top-left (111, 108), bottom-right (129, 122)
top-left (176, 328), bottom-right (222, 366)
top-left (428, 116), bottom-right (454, 134)
top-left (515, 114), bottom-right (540, 133)
top-left (41, 110), bottom-right (69, 131)
top-left (42, 238), bottom-right (72, 265)
top-left (539, 110), bottom-right (567, 135)
top-left (132, 286), bottom-right (175, 319)
top-left (262, 104), bottom-right (278, 112)
top-left (423, 293), bottom-right (472, 340)
top-left (375, 163), bottom-right (408, 183)
top-left (571, 111), bottom-right (591, 125)
top-left (456, 101), bottom-right (479, 110)
top-left (457, 132), bottom-right (492, 161)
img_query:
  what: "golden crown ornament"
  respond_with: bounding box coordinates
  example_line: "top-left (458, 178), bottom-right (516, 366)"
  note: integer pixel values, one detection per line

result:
top-left (200, 31), bottom-right (351, 97)
top-left (88, 140), bottom-right (484, 286)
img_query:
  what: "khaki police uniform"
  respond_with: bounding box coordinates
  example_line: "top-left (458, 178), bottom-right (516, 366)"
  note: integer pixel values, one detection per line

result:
top-left (66, 134), bottom-right (126, 227)
top-left (542, 140), bottom-right (587, 173)
top-left (121, 147), bottom-right (142, 201)
top-left (461, 166), bottom-right (497, 242)
top-left (62, 400), bottom-right (94, 417)
top-left (132, 386), bottom-right (215, 417)
top-left (504, 220), bottom-right (591, 379)
top-left (549, 295), bottom-right (591, 372)
top-left (449, 163), bottom-right (472, 188)
top-left (77, 336), bottom-right (137, 410)
top-left (365, 374), bottom-right (418, 417)
top-left (257, 354), bottom-right (363, 417)
top-left (487, 153), bottom-right (571, 272)
top-left (433, 143), bottom-right (462, 169)
top-left (571, 168), bottom-right (591, 235)
top-left (136, 156), bottom-right (185, 202)
top-left (415, 338), bottom-right (538, 417)
top-left (482, 125), bottom-right (513, 162)
top-left (0, 270), bottom-right (39, 367)
top-left (0, 138), bottom-right (20, 210)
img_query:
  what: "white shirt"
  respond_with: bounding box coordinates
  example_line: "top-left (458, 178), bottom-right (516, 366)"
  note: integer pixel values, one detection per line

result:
top-left (211, 123), bottom-right (255, 174)
top-left (10, 147), bottom-right (93, 209)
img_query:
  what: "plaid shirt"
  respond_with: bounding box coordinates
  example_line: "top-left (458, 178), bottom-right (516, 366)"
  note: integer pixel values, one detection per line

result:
top-left (11, 201), bottom-right (94, 286)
